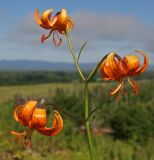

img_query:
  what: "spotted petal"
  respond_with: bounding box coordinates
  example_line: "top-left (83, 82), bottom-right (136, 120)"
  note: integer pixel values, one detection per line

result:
top-left (37, 111), bottom-right (63, 136)
top-left (17, 100), bottom-right (37, 126)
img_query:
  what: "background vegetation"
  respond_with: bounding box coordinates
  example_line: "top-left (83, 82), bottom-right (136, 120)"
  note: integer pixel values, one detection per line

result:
top-left (0, 71), bottom-right (153, 85)
top-left (0, 71), bottom-right (153, 160)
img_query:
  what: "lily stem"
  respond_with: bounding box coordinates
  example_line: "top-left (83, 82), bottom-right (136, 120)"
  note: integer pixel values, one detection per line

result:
top-left (65, 30), bottom-right (85, 81)
top-left (85, 82), bottom-right (93, 160)
top-left (65, 30), bottom-right (93, 160)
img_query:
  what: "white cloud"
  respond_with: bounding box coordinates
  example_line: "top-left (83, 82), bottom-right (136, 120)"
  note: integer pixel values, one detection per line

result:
top-left (72, 11), bottom-right (154, 48)
top-left (0, 10), bottom-right (154, 63)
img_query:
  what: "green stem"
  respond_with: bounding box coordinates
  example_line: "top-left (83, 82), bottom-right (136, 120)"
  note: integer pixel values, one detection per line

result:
top-left (65, 30), bottom-right (85, 81)
top-left (46, 103), bottom-right (84, 124)
top-left (85, 82), bottom-right (93, 160)
top-left (66, 30), bottom-right (93, 159)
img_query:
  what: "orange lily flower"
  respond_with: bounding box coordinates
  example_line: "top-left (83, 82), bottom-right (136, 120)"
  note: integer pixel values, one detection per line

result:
top-left (100, 50), bottom-right (148, 97)
top-left (10, 100), bottom-right (63, 146)
top-left (34, 8), bottom-right (74, 46)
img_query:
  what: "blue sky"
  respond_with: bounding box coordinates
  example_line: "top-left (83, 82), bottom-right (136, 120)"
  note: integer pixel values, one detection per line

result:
top-left (0, 0), bottom-right (154, 64)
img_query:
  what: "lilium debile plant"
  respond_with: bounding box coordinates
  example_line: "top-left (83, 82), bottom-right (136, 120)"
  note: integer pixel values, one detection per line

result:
top-left (11, 100), bottom-right (63, 146)
top-left (100, 50), bottom-right (148, 98)
top-left (34, 8), bottom-right (74, 46)
top-left (34, 8), bottom-right (148, 160)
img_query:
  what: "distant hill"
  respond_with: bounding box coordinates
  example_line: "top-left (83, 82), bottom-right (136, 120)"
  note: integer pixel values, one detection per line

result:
top-left (0, 60), bottom-right (96, 71)
top-left (0, 60), bottom-right (153, 71)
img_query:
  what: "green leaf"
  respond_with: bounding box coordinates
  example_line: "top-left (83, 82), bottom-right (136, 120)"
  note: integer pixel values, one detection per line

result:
top-left (87, 54), bottom-right (109, 82)
top-left (77, 41), bottom-right (88, 62)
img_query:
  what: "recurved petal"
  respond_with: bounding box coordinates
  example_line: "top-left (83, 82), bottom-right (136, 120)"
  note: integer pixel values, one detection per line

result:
top-left (13, 105), bottom-right (24, 122)
top-left (29, 108), bottom-right (47, 129)
top-left (17, 100), bottom-right (37, 126)
top-left (100, 56), bottom-right (112, 80)
top-left (37, 110), bottom-right (63, 136)
top-left (56, 9), bottom-right (74, 31)
top-left (100, 67), bottom-right (111, 80)
top-left (34, 9), bottom-right (51, 29)
top-left (103, 53), bottom-right (121, 80)
top-left (59, 8), bottom-right (67, 20)
top-left (48, 15), bottom-right (58, 28)
top-left (134, 50), bottom-right (148, 74)
top-left (41, 9), bottom-right (55, 28)
top-left (66, 18), bottom-right (74, 31)
top-left (34, 9), bottom-right (43, 26)
top-left (123, 55), bottom-right (140, 71)
top-left (118, 60), bottom-right (129, 75)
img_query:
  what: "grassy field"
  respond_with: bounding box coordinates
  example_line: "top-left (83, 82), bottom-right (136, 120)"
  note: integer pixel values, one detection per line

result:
top-left (0, 80), bottom-right (154, 160)
top-left (0, 83), bottom-right (74, 103)
top-left (0, 82), bottom-right (108, 103)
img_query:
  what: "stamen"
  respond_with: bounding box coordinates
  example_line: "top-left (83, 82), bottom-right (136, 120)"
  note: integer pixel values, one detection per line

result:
top-left (10, 131), bottom-right (27, 145)
top-left (120, 81), bottom-right (127, 96)
top-left (128, 78), bottom-right (139, 95)
top-left (110, 83), bottom-right (122, 96)
top-left (24, 135), bottom-right (31, 147)
top-left (53, 31), bottom-right (62, 47)
top-left (10, 130), bottom-right (32, 147)
top-left (41, 30), bottom-right (53, 43)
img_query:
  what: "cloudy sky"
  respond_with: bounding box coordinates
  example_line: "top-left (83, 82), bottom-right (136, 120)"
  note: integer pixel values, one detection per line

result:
top-left (0, 0), bottom-right (154, 64)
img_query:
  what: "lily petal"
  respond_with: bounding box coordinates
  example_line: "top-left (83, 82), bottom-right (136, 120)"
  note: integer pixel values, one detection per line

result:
top-left (118, 59), bottom-right (129, 75)
top-left (66, 18), bottom-right (74, 32)
top-left (134, 50), bottom-right (148, 74)
top-left (48, 15), bottom-right (58, 28)
top-left (13, 105), bottom-right (24, 122)
top-left (34, 8), bottom-right (73, 46)
top-left (17, 100), bottom-right (37, 126)
top-left (103, 53), bottom-right (122, 80)
top-left (29, 108), bottom-right (47, 129)
top-left (41, 9), bottom-right (55, 28)
top-left (37, 111), bottom-right (63, 136)
top-left (34, 9), bottom-right (54, 29)
top-left (34, 9), bottom-right (43, 25)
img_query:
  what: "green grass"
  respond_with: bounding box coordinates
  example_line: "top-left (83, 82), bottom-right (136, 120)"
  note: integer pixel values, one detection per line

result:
top-left (0, 82), bottom-right (108, 103)
top-left (0, 80), bottom-right (154, 160)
